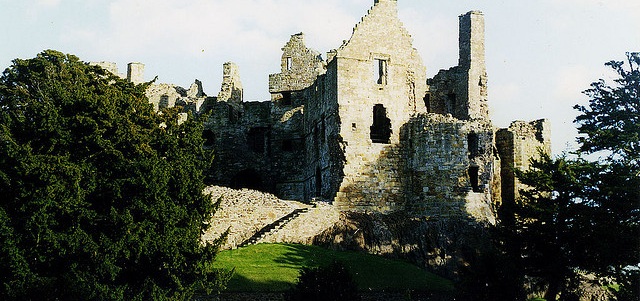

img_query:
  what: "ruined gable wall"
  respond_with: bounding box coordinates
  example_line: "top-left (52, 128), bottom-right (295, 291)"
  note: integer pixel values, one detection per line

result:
top-left (266, 33), bottom-right (332, 201)
top-left (269, 33), bottom-right (325, 99)
top-left (332, 0), bottom-right (428, 212)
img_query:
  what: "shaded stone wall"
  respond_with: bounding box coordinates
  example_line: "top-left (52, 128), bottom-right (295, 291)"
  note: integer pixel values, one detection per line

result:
top-left (496, 119), bottom-right (551, 205)
top-left (204, 101), bottom-right (274, 192)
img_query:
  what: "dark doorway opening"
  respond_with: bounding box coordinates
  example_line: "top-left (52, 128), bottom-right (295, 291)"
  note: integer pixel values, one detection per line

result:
top-left (230, 169), bottom-right (263, 191)
top-left (281, 92), bottom-right (292, 105)
top-left (370, 104), bottom-right (391, 144)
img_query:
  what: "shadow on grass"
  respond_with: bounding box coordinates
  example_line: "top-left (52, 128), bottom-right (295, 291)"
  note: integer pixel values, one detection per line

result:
top-left (273, 244), bottom-right (455, 292)
top-left (224, 272), bottom-right (292, 292)
top-left (216, 243), bottom-right (454, 293)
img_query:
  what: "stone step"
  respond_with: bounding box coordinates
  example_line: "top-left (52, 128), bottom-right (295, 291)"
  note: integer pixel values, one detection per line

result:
top-left (239, 208), bottom-right (310, 247)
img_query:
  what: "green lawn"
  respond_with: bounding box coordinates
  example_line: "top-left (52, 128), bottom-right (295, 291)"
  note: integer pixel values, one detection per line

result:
top-left (214, 243), bottom-right (454, 292)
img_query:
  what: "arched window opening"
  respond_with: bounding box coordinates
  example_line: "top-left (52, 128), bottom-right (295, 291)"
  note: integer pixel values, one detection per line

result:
top-left (370, 104), bottom-right (391, 144)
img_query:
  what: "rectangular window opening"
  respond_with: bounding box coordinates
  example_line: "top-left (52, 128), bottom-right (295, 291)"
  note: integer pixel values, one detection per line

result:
top-left (286, 57), bottom-right (293, 71)
top-left (281, 92), bottom-right (292, 105)
top-left (374, 59), bottom-right (388, 85)
top-left (469, 166), bottom-right (480, 192)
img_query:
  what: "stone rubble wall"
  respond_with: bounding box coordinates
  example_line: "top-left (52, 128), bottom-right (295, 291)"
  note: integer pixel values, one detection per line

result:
top-left (260, 201), bottom-right (340, 244)
top-left (202, 186), bottom-right (311, 249)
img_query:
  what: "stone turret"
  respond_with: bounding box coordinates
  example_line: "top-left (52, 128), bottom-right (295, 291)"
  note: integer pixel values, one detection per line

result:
top-left (217, 62), bottom-right (243, 105)
top-left (127, 62), bottom-right (145, 84)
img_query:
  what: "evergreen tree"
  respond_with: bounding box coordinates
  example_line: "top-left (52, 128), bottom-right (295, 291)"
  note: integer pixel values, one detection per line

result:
top-left (0, 50), bottom-right (229, 300)
top-left (506, 53), bottom-right (640, 300)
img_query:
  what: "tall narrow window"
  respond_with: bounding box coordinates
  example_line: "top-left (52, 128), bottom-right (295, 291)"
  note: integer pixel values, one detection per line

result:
top-left (467, 133), bottom-right (479, 158)
top-left (469, 166), bottom-right (480, 192)
top-left (286, 57), bottom-right (293, 71)
top-left (447, 93), bottom-right (457, 115)
top-left (315, 167), bottom-right (322, 198)
top-left (370, 104), bottom-right (391, 144)
top-left (374, 59), bottom-right (387, 85)
top-left (159, 95), bottom-right (169, 109)
top-left (203, 130), bottom-right (216, 148)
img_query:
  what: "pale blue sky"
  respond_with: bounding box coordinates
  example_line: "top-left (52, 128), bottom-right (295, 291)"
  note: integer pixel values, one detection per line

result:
top-left (1, 0), bottom-right (639, 155)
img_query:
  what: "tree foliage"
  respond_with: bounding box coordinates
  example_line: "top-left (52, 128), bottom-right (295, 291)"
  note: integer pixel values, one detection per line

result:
top-left (503, 53), bottom-right (640, 301)
top-left (575, 52), bottom-right (640, 168)
top-left (0, 50), bottom-right (229, 300)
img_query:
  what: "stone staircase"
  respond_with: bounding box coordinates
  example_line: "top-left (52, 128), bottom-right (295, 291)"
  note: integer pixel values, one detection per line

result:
top-left (239, 208), bottom-right (310, 247)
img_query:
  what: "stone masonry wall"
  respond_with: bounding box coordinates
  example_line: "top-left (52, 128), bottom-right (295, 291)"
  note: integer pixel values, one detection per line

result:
top-left (427, 11), bottom-right (487, 121)
top-left (401, 114), bottom-right (495, 223)
top-left (496, 119), bottom-right (551, 205)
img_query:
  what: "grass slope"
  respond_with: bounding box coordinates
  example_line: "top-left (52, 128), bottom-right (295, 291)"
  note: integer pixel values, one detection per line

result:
top-left (215, 243), bottom-right (454, 292)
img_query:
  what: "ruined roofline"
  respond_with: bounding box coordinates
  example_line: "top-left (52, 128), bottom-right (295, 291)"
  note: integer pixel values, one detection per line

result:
top-left (461, 10), bottom-right (484, 17)
top-left (339, 0), bottom-right (414, 52)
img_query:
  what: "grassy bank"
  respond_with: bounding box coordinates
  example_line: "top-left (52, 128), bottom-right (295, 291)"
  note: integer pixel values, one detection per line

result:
top-left (215, 243), bottom-right (454, 292)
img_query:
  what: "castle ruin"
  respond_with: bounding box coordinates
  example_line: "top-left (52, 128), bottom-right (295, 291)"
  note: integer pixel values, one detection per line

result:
top-left (95, 0), bottom-right (550, 233)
